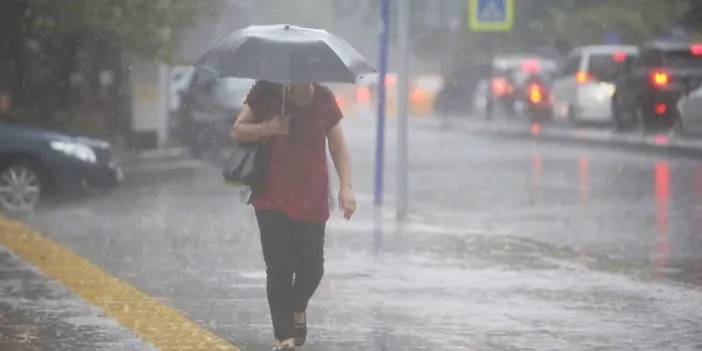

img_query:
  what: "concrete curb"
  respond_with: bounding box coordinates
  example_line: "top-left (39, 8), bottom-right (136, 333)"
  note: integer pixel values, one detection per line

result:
top-left (446, 119), bottom-right (702, 158)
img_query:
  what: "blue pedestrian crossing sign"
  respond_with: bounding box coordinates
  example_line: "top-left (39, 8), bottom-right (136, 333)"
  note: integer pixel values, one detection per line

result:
top-left (468, 0), bottom-right (514, 32)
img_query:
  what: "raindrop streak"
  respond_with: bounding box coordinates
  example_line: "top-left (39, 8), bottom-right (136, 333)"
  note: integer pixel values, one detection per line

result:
top-left (695, 167), bottom-right (702, 285)
top-left (578, 155), bottom-right (590, 206)
top-left (695, 166), bottom-right (702, 198)
top-left (530, 154), bottom-right (543, 206)
top-left (373, 207), bottom-right (384, 256)
top-left (654, 161), bottom-right (670, 279)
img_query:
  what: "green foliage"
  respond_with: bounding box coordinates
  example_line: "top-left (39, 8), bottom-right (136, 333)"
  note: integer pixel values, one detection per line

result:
top-left (530, 0), bottom-right (693, 48)
top-left (22, 0), bottom-right (223, 60)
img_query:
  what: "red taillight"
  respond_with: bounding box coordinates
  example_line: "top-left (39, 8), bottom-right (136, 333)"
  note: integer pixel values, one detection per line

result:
top-left (355, 86), bottom-right (371, 104)
top-left (384, 75), bottom-right (397, 88)
top-left (650, 70), bottom-right (669, 89)
top-left (691, 44), bottom-right (702, 56)
top-left (491, 78), bottom-right (511, 97)
top-left (576, 71), bottom-right (591, 85)
top-left (655, 103), bottom-right (667, 115)
top-left (410, 88), bottom-right (427, 104)
top-left (612, 52), bottom-right (628, 63)
top-left (528, 83), bottom-right (543, 104)
top-left (521, 60), bottom-right (541, 74)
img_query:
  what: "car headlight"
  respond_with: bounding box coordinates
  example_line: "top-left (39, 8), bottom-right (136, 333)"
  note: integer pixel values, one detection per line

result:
top-left (604, 84), bottom-right (616, 98)
top-left (50, 141), bottom-right (97, 163)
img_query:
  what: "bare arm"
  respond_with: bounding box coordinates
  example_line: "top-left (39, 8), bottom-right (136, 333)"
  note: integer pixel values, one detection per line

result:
top-left (327, 122), bottom-right (356, 219)
top-left (231, 104), bottom-right (289, 142)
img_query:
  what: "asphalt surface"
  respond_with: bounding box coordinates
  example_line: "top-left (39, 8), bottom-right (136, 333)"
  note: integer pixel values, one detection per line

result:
top-left (4, 115), bottom-right (702, 350)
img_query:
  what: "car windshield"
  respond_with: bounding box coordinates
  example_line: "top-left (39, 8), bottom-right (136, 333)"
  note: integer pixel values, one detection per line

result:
top-left (588, 54), bottom-right (629, 82)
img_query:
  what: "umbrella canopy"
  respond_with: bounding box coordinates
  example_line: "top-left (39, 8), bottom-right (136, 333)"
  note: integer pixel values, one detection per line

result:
top-left (195, 24), bottom-right (376, 85)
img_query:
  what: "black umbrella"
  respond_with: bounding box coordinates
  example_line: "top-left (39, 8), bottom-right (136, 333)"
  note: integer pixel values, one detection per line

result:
top-left (196, 24), bottom-right (376, 116)
top-left (195, 24), bottom-right (376, 85)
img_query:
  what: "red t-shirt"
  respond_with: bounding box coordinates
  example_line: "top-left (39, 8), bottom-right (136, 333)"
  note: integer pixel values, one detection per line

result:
top-left (245, 83), bottom-right (342, 223)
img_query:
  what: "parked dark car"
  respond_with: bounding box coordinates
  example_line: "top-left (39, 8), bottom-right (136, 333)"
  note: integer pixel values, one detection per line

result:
top-left (435, 63), bottom-right (491, 116)
top-left (175, 70), bottom-right (254, 157)
top-left (0, 122), bottom-right (122, 213)
top-left (612, 41), bottom-right (702, 131)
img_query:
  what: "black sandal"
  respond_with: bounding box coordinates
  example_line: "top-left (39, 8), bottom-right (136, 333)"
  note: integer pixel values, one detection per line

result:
top-left (294, 312), bottom-right (307, 346)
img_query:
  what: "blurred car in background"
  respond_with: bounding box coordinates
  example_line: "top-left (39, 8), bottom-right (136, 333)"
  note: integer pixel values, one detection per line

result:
top-left (410, 74), bottom-right (444, 117)
top-left (346, 73), bottom-right (443, 118)
top-left (168, 66), bottom-right (195, 115)
top-left (515, 72), bottom-right (555, 122)
top-left (612, 42), bottom-right (702, 132)
top-left (676, 84), bottom-right (702, 136)
top-left (552, 45), bottom-right (638, 124)
top-left (176, 70), bottom-right (254, 157)
top-left (471, 55), bottom-right (557, 120)
top-left (435, 63), bottom-right (491, 116)
top-left (0, 122), bottom-right (122, 213)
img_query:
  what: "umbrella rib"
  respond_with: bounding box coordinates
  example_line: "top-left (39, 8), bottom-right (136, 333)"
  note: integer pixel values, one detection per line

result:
top-left (195, 24), bottom-right (376, 83)
top-left (320, 41), bottom-right (358, 83)
top-left (196, 66), bottom-right (221, 79)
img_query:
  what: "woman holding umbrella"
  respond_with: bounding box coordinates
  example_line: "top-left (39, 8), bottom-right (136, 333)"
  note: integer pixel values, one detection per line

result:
top-left (233, 81), bottom-right (354, 349)
top-left (197, 25), bottom-right (375, 350)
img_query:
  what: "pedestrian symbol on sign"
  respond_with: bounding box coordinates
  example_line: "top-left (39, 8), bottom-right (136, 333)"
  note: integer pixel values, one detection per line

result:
top-left (478, 0), bottom-right (506, 22)
top-left (468, 0), bottom-right (514, 32)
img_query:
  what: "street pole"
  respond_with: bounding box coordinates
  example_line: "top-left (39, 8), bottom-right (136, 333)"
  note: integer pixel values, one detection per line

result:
top-left (375, 0), bottom-right (390, 207)
top-left (485, 33), bottom-right (495, 120)
top-left (397, 0), bottom-right (410, 220)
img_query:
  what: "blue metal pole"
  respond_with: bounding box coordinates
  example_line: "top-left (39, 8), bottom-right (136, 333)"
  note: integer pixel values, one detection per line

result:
top-left (375, 0), bottom-right (390, 206)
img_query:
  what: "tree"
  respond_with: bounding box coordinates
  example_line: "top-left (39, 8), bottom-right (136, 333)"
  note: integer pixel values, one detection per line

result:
top-left (20, 0), bottom-right (222, 61)
top-left (682, 1), bottom-right (702, 35)
top-left (524, 0), bottom-right (694, 50)
top-left (0, 0), bottom-right (223, 136)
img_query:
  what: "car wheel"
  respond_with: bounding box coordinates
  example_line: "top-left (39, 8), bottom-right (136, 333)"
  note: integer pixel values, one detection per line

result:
top-left (485, 99), bottom-right (494, 120)
top-left (568, 105), bottom-right (579, 125)
top-left (612, 97), bottom-right (627, 131)
top-left (0, 162), bottom-right (43, 213)
top-left (671, 116), bottom-right (685, 138)
top-left (635, 106), bottom-right (652, 134)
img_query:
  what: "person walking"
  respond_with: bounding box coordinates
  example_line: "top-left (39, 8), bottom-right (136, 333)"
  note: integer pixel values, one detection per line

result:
top-left (232, 81), bottom-right (356, 350)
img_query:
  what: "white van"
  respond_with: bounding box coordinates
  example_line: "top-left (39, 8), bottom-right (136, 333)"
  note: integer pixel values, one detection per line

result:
top-left (552, 45), bottom-right (638, 123)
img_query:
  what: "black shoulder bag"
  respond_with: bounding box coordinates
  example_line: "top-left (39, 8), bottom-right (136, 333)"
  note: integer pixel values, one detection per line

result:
top-left (222, 140), bottom-right (267, 187)
top-left (223, 83), bottom-right (289, 188)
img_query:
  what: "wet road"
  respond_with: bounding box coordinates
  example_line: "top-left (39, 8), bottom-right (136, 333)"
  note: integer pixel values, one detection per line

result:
top-left (16, 115), bottom-right (702, 350)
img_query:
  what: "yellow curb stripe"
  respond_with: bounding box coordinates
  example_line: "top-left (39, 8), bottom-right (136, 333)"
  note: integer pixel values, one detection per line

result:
top-left (0, 217), bottom-right (238, 351)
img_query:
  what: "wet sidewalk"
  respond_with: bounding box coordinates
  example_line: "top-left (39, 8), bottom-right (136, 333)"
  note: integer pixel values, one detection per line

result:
top-left (0, 245), bottom-right (155, 351)
top-left (4, 159), bottom-right (699, 350)
top-left (2, 116), bottom-right (702, 350)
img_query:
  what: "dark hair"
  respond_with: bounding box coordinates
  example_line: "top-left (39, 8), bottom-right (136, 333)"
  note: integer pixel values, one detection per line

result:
top-left (247, 81), bottom-right (324, 118)
top-left (253, 80), bottom-right (284, 99)
top-left (246, 81), bottom-right (284, 118)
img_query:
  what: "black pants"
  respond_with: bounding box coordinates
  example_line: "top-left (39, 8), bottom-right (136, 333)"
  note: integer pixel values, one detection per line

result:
top-left (255, 210), bottom-right (325, 341)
